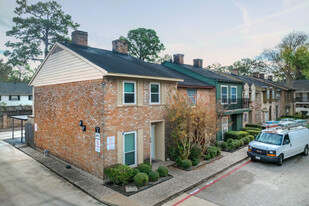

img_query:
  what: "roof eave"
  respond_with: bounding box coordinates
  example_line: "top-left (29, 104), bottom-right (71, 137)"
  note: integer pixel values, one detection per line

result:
top-left (105, 73), bottom-right (184, 82)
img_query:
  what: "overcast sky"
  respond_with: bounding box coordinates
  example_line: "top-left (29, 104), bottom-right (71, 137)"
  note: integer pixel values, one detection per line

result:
top-left (1, 0), bottom-right (309, 67)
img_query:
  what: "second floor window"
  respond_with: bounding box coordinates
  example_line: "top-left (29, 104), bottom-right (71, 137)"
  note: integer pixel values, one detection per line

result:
top-left (187, 88), bottom-right (197, 105)
top-left (267, 90), bottom-right (270, 100)
top-left (221, 86), bottom-right (228, 104)
top-left (272, 90), bottom-right (275, 99)
top-left (150, 83), bottom-right (160, 104)
top-left (124, 81), bottom-right (136, 104)
top-left (231, 86), bottom-right (237, 104)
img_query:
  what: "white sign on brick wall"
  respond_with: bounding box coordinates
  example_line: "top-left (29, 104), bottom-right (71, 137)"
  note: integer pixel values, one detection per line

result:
top-left (107, 136), bottom-right (115, 150)
top-left (95, 132), bottom-right (100, 153)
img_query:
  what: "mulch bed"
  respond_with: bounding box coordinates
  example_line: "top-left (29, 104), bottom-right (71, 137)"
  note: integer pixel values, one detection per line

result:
top-left (104, 174), bottom-right (173, 196)
top-left (174, 155), bottom-right (223, 171)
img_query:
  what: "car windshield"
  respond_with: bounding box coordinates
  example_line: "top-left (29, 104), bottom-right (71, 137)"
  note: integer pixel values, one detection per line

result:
top-left (255, 132), bottom-right (283, 145)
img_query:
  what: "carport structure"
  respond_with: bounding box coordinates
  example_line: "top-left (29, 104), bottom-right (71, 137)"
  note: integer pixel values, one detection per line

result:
top-left (10, 115), bottom-right (28, 143)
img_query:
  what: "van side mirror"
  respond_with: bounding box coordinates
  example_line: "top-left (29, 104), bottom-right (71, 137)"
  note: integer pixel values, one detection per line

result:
top-left (284, 139), bottom-right (290, 145)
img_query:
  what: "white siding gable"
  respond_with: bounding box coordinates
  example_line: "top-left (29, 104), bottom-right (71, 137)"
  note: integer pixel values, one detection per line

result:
top-left (30, 44), bottom-right (106, 86)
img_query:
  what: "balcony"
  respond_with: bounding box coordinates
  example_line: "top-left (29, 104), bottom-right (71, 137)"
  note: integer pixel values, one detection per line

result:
top-left (219, 98), bottom-right (250, 110)
top-left (295, 97), bottom-right (309, 103)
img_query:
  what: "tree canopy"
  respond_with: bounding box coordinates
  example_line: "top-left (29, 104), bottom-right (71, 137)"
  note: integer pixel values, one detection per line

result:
top-left (4, 0), bottom-right (79, 67)
top-left (120, 28), bottom-right (165, 62)
top-left (262, 31), bottom-right (309, 87)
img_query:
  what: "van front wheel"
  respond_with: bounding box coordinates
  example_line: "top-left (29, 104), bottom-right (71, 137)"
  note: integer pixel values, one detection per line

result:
top-left (303, 145), bottom-right (308, 156)
top-left (277, 154), bottom-right (283, 166)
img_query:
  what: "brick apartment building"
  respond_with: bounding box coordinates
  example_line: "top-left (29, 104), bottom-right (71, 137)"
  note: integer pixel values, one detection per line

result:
top-left (29, 31), bottom-right (216, 179)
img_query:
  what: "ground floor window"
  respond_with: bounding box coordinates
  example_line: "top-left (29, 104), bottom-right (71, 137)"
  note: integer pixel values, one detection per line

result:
top-left (124, 131), bottom-right (136, 166)
top-left (264, 112), bottom-right (269, 122)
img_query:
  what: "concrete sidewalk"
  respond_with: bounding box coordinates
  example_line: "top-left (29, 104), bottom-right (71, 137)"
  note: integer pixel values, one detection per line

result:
top-left (13, 140), bottom-right (248, 206)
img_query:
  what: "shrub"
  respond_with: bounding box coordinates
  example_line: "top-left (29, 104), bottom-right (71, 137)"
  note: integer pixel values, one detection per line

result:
top-left (227, 138), bottom-right (234, 143)
top-left (239, 139), bottom-right (244, 146)
top-left (215, 142), bottom-right (220, 147)
top-left (227, 140), bottom-right (239, 150)
top-left (207, 146), bottom-right (218, 158)
top-left (192, 158), bottom-right (199, 166)
top-left (241, 137), bottom-right (249, 144)
top-left (130, 168), bottom-right (140, 181)
top-left (168, 146), bottom-right (180, 161)
top-left (175, 157), bottom-right (182, 167)
top-left (224, 131), bottom-right (249, 141)
top-left (245, 136), bottom-right (251, 143)
top-left (216, 147), bottom-right (221, 156)
top-left (245, 123), bottom-right (262, 128)
top-left (104, 164), bottom-right (133, 185)
top-left (204, 154), bottom-right (211, 160)
top-left (181, 159), bottom-right (192, 169)
top-left (148, 171), bottom-right (159, 182)
top-left (235, 139), bottom-right (241, 148)
top-left (247, 135), bottom-right (255, 141)
top-left (157, 166), bottom-right (169, 177)
top-left (134, 172), bottom-right (149, 187)
top-left (138, 163), bottom-right (152, 175)
top-left (221, 142), bottom-right (228, 149)
top-left (189, 146), bottom-right (202, 163)
top-left (242, 127), bottom-right (261, 132)
top-left (247, 130), bottom-right (260, 136)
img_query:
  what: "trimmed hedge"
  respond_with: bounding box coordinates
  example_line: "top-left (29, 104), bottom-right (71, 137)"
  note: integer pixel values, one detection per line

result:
top-left (104, 165), bottom-right (133, 185)
top-left (224, 131), bottom-right (249, 141)
top-left (242, 127), bottom-right (261, 132)
top-left (148, 171), bottom-right (159, 182)
top-left (134, 172), bottom-right (149, 187)
top-left (138, 163), bottom-right (152, 175)
top-left (157, 166), bottom-right (169, 177)
top-left (245, 123), bottom-right (262, 128)
top-left (246, 130), bottom-right (260, 136)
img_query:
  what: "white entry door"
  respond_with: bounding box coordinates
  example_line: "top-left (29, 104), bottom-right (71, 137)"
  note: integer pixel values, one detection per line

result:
top-left (151, 125), bottom-right (156, 159)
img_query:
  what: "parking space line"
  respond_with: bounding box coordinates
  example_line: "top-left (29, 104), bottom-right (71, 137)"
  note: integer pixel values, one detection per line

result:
top-left (173, 160), bottom-right (252, 206)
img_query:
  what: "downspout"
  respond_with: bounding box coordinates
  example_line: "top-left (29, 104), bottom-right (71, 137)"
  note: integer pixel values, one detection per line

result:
top-left (101, 78), bottom-right (106, 179)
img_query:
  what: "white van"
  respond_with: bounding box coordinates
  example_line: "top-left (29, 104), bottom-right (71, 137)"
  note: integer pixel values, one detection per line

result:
top-left (247, 126), bottom-right (309, 166)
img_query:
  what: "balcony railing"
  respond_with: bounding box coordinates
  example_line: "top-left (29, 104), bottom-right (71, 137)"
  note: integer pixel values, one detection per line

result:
top-left (295, 97), bottom-right (309, 103)
top-left (219, 98), bottom-right (249, 110)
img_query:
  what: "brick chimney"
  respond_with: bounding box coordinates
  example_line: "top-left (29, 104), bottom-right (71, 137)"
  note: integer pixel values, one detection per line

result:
top-left (173, 54), bottom-right (184, 64)
top-left (231, 69), bottom-right (239, 75)
top-left (193, 59), bottom-right (203, 68)
top-left (259, 73), bottom-right (265, 79)
top-left (268, 75), bottom-right (273, 81)
top-left (112, 39), bottom-right (128, 54)
top-left (72, 30), bottom-right (88, 46)
top-left (253, 72), bottom-right (259, 78)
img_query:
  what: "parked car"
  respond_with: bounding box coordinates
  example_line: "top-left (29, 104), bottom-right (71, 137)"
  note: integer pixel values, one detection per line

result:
top-left (247, 125), bottom-right (309, 166)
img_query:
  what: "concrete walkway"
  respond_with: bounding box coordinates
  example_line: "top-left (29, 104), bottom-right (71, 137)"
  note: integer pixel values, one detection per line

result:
top-left (1, 129), bottom-right (249, 206)
top-left (0, 130), bottom-right (104, 206)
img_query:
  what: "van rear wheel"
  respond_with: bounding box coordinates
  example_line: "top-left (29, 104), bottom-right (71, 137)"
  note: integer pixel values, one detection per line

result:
top-left (303, 145), bottom-right (308, 156)
top-left (277, 154), bottom-right (283, 166)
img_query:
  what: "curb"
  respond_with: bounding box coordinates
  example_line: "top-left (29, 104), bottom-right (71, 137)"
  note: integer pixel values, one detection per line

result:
top-left (13, 145), bottom-right (117, 206)
top-left (154, 156), bottom-right (250, 206)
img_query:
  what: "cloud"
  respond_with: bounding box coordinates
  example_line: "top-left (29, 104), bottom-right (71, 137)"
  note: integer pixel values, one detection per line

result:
top-left (229, 0), bottom-right (251, 34)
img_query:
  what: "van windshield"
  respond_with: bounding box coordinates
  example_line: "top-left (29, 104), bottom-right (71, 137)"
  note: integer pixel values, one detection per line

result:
top-left (255, 132), bottom-right (283, 145)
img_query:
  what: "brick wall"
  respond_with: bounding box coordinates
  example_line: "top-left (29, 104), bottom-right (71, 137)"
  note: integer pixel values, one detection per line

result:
top-left (101, 77), bottom-right (177, 168)
top-left (34, 79), bottom-right (104, 178)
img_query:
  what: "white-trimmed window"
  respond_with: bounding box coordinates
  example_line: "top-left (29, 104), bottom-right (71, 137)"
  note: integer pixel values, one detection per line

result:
top-left (9, 95), bottom-right (20, 101)
top-left (123, 81), bottom-right (136, 104)
top-left (221, 86), bottom-right (228, 104)
top-left (123, 131), bottom-right (137, 166)
top-left (272, 90), bottom-right (275, 99)
top-left (150, 82), bottom-right (160, 104)
top-left (231, 86), bottom-right (237, 104)
top-left (267, 89), bottom-right (270, 100)
top-left (187, 88), bottom-right (197, 105)
top-left (251, 89), bottom-right (256, 101)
